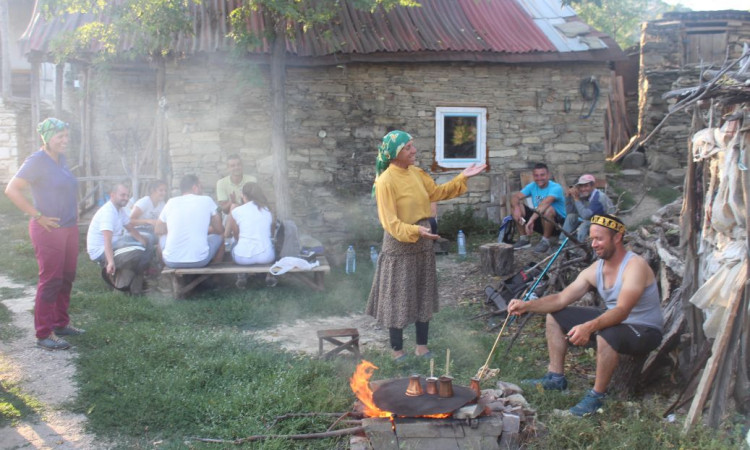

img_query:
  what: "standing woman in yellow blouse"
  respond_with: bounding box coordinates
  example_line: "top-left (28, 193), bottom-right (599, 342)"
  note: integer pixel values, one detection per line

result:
top-left (366, 130), bottom-right (486, 361)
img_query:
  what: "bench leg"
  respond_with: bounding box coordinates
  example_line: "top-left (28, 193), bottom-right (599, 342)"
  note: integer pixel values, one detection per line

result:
top-left (171, 274), bottom-right (211, 299)
top-left (320, 336), bottom-right (360, 359)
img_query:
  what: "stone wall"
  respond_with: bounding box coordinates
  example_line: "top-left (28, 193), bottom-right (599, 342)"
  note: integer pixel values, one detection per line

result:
top-left (163, 56), bottom-right (611, 245)
top-left (89, 65), bottom-right (159, 192)
top-left (0, 99), bottom-right (34, 184)
top-left (0, 100), bottom-right (20, 183)
top-left (638, 15), bottom-right (750, 181)
top-left (3, 55), bottom-right (613, 245)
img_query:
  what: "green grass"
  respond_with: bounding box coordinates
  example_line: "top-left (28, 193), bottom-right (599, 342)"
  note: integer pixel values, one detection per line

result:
top-left (0, 303), bottom-right (22, 342)
top-left (0, 196), bottom-right (745, 448)
top-left (0, 378), bottom-right (43, 427)
top-left (608, 183), bottom-right (636, 212)
top-left (648, 186), bottom-right (682, 206)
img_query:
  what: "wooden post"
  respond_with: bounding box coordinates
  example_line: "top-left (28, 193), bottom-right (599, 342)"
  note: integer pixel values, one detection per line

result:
top-left (270, 22), bottom-right (290, 220)
top-left (479, 243), bottom-right (513, 276)
top-left (680, 107), bottom-right (705, 365)
top-left (30, 58), bottom-right (40, 149)
top-left (683, 273), bottom-right (747, 433)
top-left (55, 64), bottom-right (63, 116)
top-left (608, 353), bottom-right (647, 398)
top-left (155, 57), bottom-right (166, 182)
top-left (0, 0), bottom-right (11, 99)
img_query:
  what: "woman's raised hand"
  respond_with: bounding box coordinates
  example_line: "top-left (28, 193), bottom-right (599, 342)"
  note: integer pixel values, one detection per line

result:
top-left (461, 163), bottom-right (487, 178)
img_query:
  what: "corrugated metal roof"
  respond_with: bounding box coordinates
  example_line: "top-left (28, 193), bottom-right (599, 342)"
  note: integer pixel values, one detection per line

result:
top-left (20, 0), bottom-right (622, 63)
top-left (516, 0), bottom-right (603, 53)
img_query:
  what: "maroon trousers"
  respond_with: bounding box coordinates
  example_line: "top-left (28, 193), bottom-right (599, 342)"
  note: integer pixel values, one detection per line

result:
top-left (29, 221), bottom-right (79, 339)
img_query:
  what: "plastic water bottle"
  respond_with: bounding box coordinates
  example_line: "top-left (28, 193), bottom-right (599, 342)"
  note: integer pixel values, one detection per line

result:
top-left (457, 230), bottom-right (467, 258)
top-left (345, 245), bottom-right (356, 274)
top-left (224, 236), bottom-right (235, 252)
top-left (370, 246), bottom-right (379, 265)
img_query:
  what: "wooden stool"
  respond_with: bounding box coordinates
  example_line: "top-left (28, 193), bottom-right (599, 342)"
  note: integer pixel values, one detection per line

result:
top-left (317, 328), bottom-right (360, 359)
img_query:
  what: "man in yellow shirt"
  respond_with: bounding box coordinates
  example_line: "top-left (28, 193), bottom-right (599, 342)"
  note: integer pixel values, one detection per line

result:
top-left (216, 154), bottom-right (257, 214)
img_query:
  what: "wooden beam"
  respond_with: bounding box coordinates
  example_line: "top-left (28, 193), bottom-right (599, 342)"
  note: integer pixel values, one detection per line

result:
top-left (683, 272), bottom-right (747, 433)
top-left (30, 59), bottom-right (40, 149)
top-left (55, 64), bottom-right (63, 116)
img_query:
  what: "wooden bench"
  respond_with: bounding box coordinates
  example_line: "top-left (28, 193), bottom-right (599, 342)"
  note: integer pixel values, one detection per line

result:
top-left (161, 257), bottom-right (330, 298)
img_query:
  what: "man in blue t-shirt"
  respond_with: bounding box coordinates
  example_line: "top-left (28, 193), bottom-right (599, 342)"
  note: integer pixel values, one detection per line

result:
top-left (510, 163), bottom-right (566, 253)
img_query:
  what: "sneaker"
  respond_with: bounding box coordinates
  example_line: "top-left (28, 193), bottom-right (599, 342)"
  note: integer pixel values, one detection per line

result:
top-left (37, 332), bottom-right (70, 350)
top-left (54, 325), bottom-right (85, 336)
top-left (513, 238), bottom-right (531, 250)
top-left (533, 239), bottom-right (550, 253)
top-left (520, 372), bottom-right (568, 391)
top-left (569, 390), bottom-right (604, 416)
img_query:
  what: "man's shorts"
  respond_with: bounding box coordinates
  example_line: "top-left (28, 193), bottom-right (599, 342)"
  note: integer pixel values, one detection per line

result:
top-left (523, 207), bottom-right (564, 236)
top-left (551, 306), bottom-right (662, 355)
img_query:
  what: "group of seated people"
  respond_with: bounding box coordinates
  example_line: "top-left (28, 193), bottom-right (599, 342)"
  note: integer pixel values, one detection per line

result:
top-left (510, 162), bottom-right (614, 253)
top-left (86, 155), bottom-right (275, 293)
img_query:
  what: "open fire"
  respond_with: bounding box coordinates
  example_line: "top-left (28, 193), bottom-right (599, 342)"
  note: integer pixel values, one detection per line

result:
top-left (349, 360), bottom-right (392, 418)
top-left (349, 360), bottom-right (533, 449)
top-left (349, 360), bottom-right (455, 419)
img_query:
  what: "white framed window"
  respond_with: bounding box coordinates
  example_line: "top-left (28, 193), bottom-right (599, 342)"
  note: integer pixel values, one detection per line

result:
top-left (434, 106), bottom-right (487, 169)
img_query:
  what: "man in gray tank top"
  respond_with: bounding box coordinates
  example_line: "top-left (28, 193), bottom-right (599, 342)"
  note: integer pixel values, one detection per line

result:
top-left (508, 214), bottom-right (663, 416)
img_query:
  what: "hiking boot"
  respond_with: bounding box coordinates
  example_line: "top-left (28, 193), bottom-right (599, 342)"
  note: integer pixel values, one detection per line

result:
top-left (37, 332), bottom-right (70, 350)
top-left (521, 372), bottom-right (568, 391)
top-left (54, 325), bottom-right (85, 336)
top-left (533, 239), bottom-right (550, 253)
top-left (513, 238), bottom-right (531, 250)
top-left (569, 390), bottom-right (604, 416)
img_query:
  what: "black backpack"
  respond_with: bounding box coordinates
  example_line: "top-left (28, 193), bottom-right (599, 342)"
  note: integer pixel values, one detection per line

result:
top-left (484, 261), bottom-right (546, 311)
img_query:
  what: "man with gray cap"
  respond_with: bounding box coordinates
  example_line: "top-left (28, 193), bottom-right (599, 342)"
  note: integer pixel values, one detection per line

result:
top-left (563, 174), bottom-right (614, 242)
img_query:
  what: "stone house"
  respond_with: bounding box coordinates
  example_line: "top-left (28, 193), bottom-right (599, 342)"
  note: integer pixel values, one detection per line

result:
top-left (620, 10), bottom-right (750, 186)
top-left (15, 0), bottom-right (624, 245)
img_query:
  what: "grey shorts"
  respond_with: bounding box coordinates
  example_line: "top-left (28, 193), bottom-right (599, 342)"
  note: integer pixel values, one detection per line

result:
top-left (551, 306), bottom-right (662, 355)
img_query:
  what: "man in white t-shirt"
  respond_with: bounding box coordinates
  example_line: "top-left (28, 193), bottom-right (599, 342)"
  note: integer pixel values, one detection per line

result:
top-left (157, 174), bottom-right (225, 268)
top-left (86, 183), bottom-right (153, 293)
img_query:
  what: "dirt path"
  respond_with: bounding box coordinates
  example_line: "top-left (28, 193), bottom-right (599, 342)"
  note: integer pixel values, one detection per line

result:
top-left (0, 275), bottom-right (98, 450)
top-left (250, 256), bottom-right (496, 355)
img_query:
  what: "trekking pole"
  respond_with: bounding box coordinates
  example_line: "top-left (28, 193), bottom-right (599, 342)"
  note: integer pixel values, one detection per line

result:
top-left (476, 236), bottom-right (569, 379)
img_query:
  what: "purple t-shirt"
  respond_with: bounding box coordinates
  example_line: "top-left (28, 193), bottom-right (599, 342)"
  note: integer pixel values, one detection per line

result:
top-left (15, 150), bottom-right (78, 228)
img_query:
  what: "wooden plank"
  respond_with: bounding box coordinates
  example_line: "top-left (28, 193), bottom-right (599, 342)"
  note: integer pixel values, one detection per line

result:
top-left (162, 257), bottom-right (330, 275)
top-left (683, 271), bottom-right (748, 433)
top-left (163, 257), bottom-right (331, 298)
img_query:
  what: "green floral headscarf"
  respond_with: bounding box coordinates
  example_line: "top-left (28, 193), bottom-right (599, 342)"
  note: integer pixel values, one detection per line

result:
top-left (37, 118), bottom-right (69, 145)
top-left (373, 130), bottom-right (412, 196)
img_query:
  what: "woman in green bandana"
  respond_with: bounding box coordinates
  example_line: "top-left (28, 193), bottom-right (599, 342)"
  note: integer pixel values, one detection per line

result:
top-left (366, 130), bottom-right (486, 361)
top-left (5, 118), bottom-right (83, 350)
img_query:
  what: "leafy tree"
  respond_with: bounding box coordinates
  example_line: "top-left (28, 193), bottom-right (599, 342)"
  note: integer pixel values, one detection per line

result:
top-left (564, 0), bottom-right (682, 49)
top-left (41, 0), bottom-right (198, 62)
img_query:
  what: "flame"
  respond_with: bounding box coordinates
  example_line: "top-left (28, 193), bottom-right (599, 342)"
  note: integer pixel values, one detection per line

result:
top-left (349, 360), bottom-right (392, 418)
top-left (349, 360), bottom-right (453, 419)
